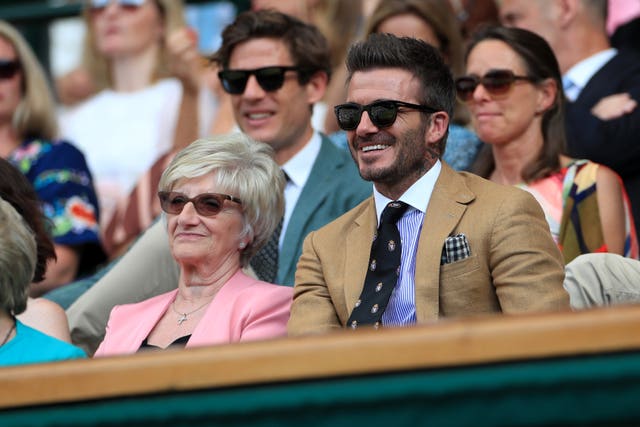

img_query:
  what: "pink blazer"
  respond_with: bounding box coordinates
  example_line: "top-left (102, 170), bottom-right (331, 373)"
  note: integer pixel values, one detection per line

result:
top-left (95, 270), bottom-right (292, 357)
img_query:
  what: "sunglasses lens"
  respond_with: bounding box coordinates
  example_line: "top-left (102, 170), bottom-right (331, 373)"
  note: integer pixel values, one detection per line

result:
top-left (89, 0), bottom-right (108, 8)
top-left (483, 70), bottom-right (515, 94)
top-left (194, 195), bottom-right (223, 216)
top-left (121, 0), bottom-right (145, 6)
top-left (455, 77), bottom-right (478, 101)
top-left (255, 67), bottom-right (287, 92)
top-left (369, 102), bottom-right (398, 128)
top-left (219, 70), bottom-right (248, 94)
top-left (335, 105), bottom-right (361, 131)
top-left (159, 192), bottom-right (186, 215)
top-left (90, 0), bottom-right (144, 10)
top-left (158, 192), bottom-right (225, 216)
top-left (0, 61), bottom-right (19, 79)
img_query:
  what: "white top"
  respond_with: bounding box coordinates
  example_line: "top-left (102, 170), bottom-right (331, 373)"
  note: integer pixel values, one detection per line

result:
top-left (280, 131), bottom-right (322, 248)
top-left (59, 78), bottom-right (214, 226)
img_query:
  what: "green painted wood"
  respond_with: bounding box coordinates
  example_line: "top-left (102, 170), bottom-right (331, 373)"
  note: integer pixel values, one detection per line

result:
top-left (2, 351), bottom-right (640, 427)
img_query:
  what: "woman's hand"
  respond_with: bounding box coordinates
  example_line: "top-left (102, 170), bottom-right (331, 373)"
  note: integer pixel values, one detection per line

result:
top-left (167, 27), bottom-right (205, 95)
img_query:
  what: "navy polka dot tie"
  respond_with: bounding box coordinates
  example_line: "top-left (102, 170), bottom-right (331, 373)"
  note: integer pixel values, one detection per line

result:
top-left (348, 201), bottom-right (408, 328)
top-left (250, 217), bottom-right (282, 283)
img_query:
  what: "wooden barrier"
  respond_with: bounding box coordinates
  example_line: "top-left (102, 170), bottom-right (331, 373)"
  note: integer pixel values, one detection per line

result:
top-left (1, 305), bottom-right (640, 426)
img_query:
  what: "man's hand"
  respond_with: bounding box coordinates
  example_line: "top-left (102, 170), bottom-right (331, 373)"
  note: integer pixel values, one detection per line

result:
top-left (591, 92), bottom-right (637, 120)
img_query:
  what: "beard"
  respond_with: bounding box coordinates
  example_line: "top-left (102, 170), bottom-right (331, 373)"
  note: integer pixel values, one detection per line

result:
top-left (350, 125), bottom-right (430, 185)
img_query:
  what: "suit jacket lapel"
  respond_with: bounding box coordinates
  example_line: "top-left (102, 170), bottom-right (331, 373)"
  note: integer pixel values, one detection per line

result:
top-left (279, 136), bottom-right (347, 283)
top-left (415, 164), bottom-right (474, 322)
top-left (127, 290), bottom-right (177, 352)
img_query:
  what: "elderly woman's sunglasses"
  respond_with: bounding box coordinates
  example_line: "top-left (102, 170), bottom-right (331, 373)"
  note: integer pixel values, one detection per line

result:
top-left (0, 60), bottom-right (20, 79)
top-left (334, 100), bottom-right (438, 131)
top-left (89, 0), bottom-right (147, 11)
top-left (218, 66), bottom-right (302, 95)
top-left (158, 191), bottom-right (242, 216)
top-left (455, 69), bottom-right (535, 102)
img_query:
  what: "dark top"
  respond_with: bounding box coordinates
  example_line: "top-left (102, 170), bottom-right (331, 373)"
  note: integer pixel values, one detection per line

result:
top-left (138, 335), bottom-right (191, 352)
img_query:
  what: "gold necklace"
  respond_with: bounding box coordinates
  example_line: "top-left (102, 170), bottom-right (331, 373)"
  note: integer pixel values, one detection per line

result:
top-left (0, 319), bottom-right (15, 347)
top-left (171, 300), bottom-right (211, 325)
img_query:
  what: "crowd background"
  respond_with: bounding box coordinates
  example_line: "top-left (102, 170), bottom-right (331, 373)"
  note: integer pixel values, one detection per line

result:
top-left (0, 0), bottom-right (638, 365)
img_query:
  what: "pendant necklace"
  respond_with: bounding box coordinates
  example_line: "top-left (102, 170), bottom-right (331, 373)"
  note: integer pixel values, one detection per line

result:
top-left (0, 319), bottom-right (15, 347)
top-left (171, 300), bottom-right (211, 325)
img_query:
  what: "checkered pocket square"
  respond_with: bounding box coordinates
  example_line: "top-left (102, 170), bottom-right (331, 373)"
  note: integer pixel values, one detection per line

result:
top-left (440, 233), bottom-right (471, 265)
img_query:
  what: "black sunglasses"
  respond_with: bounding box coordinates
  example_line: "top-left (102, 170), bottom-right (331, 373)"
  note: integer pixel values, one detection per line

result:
top-left (0, 60), bottom-right (20, 80)
top-left (218, 66), bottom-right (302, 95)
top-left (455, 69), bottom-right (535, 102)
top-left (89, 0), bottom-right (146, 11)
top-left (334, 100), bottom-right (438, 131)
top-left (158, 191), bottom-right (242, 217)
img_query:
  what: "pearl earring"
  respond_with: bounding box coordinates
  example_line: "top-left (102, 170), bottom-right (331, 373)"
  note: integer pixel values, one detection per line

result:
top-left (239, 242), bottom-right (246, 249)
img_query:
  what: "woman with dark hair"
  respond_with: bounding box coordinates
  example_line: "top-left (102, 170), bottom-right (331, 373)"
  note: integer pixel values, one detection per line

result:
top-left (0, 158), bottom-right (75, 343)
top-left (460, 26), bottom-right (637, 262)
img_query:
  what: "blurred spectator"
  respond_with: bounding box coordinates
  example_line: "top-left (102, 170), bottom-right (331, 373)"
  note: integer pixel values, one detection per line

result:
top-left (448, 0), bottom-right (499, 41)
top-left (0, 197), bottom-right (85, 366)
top-left (499, 0), bottom-right (640, 235)
top-left (0, 158), bottom-right (75, 342)
top-left (59, 0), bottom-right (214, 231)
top-left (0, 20), bottom-right (103, 295)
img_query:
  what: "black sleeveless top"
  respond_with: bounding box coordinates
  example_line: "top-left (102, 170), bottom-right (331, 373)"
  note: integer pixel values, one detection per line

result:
top-left (138, 335), bottom-right (191, 352)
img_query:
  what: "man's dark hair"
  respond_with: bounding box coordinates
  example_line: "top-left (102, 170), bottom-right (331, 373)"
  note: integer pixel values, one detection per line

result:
top-left (213, 9), bottom-right (331, 85)
top-left (346, 33), bottom-right (455, 119)
top-left (345, 33), bottom-right (455, 154)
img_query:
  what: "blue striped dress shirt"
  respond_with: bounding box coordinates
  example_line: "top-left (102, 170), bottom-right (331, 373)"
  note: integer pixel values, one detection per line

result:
top-left (375, 161), bottom-right (442, 326)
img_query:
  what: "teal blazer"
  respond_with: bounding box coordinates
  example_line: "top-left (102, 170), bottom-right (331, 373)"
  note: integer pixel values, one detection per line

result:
top-left (278, 135), bottom-right (371, 286)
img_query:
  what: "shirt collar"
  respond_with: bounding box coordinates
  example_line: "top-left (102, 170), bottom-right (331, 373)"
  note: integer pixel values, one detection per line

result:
top-left (281, 131), bottom-right (322, 189)
top-left (373, 160), bottom-right (442, 224)
top-left (563, 48), bottom-right (617, 92)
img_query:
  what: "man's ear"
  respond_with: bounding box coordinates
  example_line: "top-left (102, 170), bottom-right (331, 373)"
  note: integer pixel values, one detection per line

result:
top-left (305, 70), bottom-right (329, 104)
top-left (425, 111), bottom-right (450, 144)
top-left (557, 0), bottom-right (579, 28)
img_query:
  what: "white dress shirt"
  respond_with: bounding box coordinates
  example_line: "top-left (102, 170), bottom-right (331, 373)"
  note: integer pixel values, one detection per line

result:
top-left (563, 48), bottom-right (617, 101)
top-left (279, 131), bottom-right (322, 248)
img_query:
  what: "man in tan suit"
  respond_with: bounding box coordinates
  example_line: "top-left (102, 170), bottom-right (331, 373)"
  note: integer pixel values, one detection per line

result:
top-left (288, 34), bottom-right (569, 335)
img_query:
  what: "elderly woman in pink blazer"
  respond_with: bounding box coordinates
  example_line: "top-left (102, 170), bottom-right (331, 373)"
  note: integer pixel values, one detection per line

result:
top-left (95, 134), bottom-right (291, 356)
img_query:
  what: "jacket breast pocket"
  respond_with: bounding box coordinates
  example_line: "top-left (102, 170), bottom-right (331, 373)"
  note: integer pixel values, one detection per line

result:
top-left (439, 254), bottom-right (480, 279)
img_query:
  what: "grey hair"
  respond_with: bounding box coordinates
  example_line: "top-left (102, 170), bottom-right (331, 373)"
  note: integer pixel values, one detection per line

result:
top-left (158, 133), bottom-right (285, 267)
top-left (0, 197), bottom-right (37, 316)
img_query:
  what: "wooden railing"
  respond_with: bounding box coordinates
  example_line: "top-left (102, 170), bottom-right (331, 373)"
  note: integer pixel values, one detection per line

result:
top-left (2, 304), bottom-right (640, 411)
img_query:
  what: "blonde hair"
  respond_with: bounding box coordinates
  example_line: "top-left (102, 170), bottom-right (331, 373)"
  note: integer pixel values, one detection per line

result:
top-left (81, 0), bottom-right (187, 90)
top-left (0, 20), bottom-right (58, 140)
top-left (0, 197), bottom-right (37, 316)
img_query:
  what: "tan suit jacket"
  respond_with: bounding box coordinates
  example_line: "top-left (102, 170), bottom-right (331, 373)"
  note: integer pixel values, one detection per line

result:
top-left (288, 163), bottom-right (569, 335)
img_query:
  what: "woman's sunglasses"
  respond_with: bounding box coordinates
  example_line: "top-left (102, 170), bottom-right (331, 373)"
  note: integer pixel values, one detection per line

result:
top-left (158, 191), bottom-right (242, 217)
top-left (334, 100), bottom-right (438, 131)
top-left (89, 0), bottom-right (146, 12)
top-left (0, 60), bottom-right (20, 80)
top-left (218, 66), bottom-right (302, 95)
top-left (455, 69), bottom-right (535, 102)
